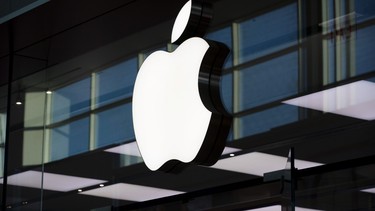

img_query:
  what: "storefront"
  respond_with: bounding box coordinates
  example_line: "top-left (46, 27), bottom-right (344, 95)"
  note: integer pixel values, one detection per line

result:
top-left (0, 0), bottom-right (374, 210)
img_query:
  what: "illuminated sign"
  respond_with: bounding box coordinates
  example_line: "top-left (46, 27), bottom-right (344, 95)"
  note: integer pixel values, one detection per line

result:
top-left (132, 0), bottom-right (231, 172)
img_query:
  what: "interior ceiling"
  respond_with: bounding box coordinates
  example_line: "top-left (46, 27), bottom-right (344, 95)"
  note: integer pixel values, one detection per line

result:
top-left (1, 0), bottom-right (375, 210)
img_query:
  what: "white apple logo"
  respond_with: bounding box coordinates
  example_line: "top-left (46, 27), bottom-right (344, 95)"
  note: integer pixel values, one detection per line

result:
top-left (132, 0), bottom-right (231, 172)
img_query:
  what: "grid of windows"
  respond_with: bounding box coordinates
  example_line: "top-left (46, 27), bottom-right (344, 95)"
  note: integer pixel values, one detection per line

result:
top-left (16, 0), bottom-right (375, 168)
top-left (40, 2), bottom-right (302, 162)
top-left (2, 0), bottom-right (375, 210)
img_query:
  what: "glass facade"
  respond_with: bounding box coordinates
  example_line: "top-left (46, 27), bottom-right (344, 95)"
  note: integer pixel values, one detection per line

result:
top-left (0, 0), bottom-right (374, 210)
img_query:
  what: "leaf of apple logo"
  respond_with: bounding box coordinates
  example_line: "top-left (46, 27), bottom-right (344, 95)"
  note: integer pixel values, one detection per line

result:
top-left (132, 0), bottom-right (232, 172)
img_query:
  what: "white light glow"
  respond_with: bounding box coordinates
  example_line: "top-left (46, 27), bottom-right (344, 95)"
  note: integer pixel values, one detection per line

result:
top-left (362, 187), bottom-right (375, 194)
top-left (245, 205), bottom-right (281, 211)
top-left (171, 0), bottom-right (192, 43)
top-left (133, 37), bottom-right (212, 171)
top-left (245, 205), bottom-right (322, 211)
top-left (0, 171), bottom-right (107, 192)
top-left (211, 152), bottom-right (323, 176)
top-left (80, 183), bottom-right (184, 202)
top-left (104, 142), bottom-right (141, 157)
top-left (283, 80), bottom-right (375, 120)
top-left (105, 142), bottom-right (240, 158)
top-left (222, 147), bottom-right (241, 155)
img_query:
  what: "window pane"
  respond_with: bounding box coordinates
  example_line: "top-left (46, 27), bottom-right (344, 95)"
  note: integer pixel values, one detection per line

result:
top-left (206, 26), bottom-right (233, 68)
top-left (95, 103), bottom-right (134, 148)
top-left (239, 51), bottom-right (298, 111)
top-left (221, 73), bottom-right (232, 113)
top-left (239, 3), bottom-right (297, 63)
top-left (355, 0), bottom-right (375, 23)
top-left (239, 105), bottom-right (298, 138)
top-left (95, 58), bottom-right (137, 107)
top-left (356, 25), bottom-right (375, 75)
top-left (50, 117), bottom-right (89, 161)
top-left (51, 78), bottom-right (91, 123)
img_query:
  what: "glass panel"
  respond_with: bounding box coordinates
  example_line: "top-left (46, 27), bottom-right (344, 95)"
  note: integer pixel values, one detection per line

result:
top-left (95, 58), bottom-right (137, 107)
top-left (355, 0), bottom-right (375, 23)
top-left (50, 117), bottom-right (89, 161)
top-left (95, 103), bottom-right (134, 148)
top-left (0, 0), bottom-right (49, 24)
top-left (356, 25), bottom-right (375, 75)
top-left (238, 3), bottom-right (297, 63)
top-left (239, 51), bottom-right (298, 111)
top-left (206, 26), bottom-right (233, 68)
top-left (220, 73), bottom-right (232, 113)
top-left (238, 105), bottom-right (298, 138)
top-left (51, 78), bottom-right (91, 123)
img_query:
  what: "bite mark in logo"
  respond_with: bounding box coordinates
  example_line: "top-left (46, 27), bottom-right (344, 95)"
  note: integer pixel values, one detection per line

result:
top-left (132, 0), bottom-right (232, 172)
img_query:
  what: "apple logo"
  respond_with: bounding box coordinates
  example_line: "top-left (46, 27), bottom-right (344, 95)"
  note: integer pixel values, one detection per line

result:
top-left (132, 0), bottom-right (232, 172)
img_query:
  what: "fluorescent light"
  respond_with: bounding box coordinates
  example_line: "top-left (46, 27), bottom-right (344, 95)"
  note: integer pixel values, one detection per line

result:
top-left (283, 80), bottom-right (375, 120)
top-left (211, 152), bottom-right (322, 176)
top-left (245, 205), bottom-right (322, 211)
top-left (80, 183), bottom-right (184, 202)
top-left (362, 187), bottom-right (375, 194)
top-left (245, 205), bottom-right (281, 211)
top-left (105, 142), bottom-right (141, 157)
top-left (105, 142), bottom-right (240, 158)
top-left (222, 147), bottom-right (241, 155)
top-left (0, 171), bottom-right (107, 192)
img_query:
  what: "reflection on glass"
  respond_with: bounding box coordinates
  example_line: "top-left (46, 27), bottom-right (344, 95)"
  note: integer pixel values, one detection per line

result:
top-left (95, 104), bottom-right (134, 148)
top-left (206, 26), bottom-right (233, 68)
top-left (355, 0), bottom-right (375, 23)
top-left (220, 73), bottom-right (232, 113)
top-left (239, 52), bottom-right (298, 110)
top-left (23, 130), bottom-right (43, 166)
top-left (239, 105), bottom-right (298, 138)
top-left (24, 92), bottom-right (45, 127)
top-left (356, 25), bottom-right (375, 75)
top-left (283, 80), bottom-right (375, 120)
top-left (239, 3), bottom-right (297, 63)
top-left (95, 58), bottom-right (137, 107)
top-left (50, 117), bottom-right (89, 161)
top-left (80, 183), bottom-right (184, 202)
top-left (51, 78), bottom-right (91, 123)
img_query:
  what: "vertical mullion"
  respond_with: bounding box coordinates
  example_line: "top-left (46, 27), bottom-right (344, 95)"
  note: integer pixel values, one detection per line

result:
top-left (348, 0), bottom-right (356, 77)
top-left (43, 92), bottom-right (52, 163)
top-left (322, 0), bottom-right (330, 85)
top-left (335, 0), bottom-right (343, 81)
top-left (232, 22), bottom-right (241, 140)
top-left (89, 73), bottom-right (97, 151)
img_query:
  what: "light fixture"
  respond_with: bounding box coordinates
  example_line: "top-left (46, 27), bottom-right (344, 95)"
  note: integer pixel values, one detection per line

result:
top-left (229, 153), bottom-right (235, 157)
top-left (104, 142), bottom-right (142, 157)
top-left (244, 205), bottom-right (322, 211)
top-left (46, 90), bottom-right (52, 94)
top-left (362, 187), bottom-right (375, 194)
top-left (99, 184), bottom-right (104, 187)
top-left (78, 189), bottom-right (83, 192)
top-left (0, 171), bottom-right (107, 192)
top-left (80, 183), bottom-right (184, 202)
top-left (105, 142), bottom-right (241, 158)
top-left (211, 152), bottom-right (322, 176)
top-left (283, 80), bottom-right (375, 120)
top-left (15, 101), bottom-right (22, 105)
top-left (222, 147), bottom-right (241, 155)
